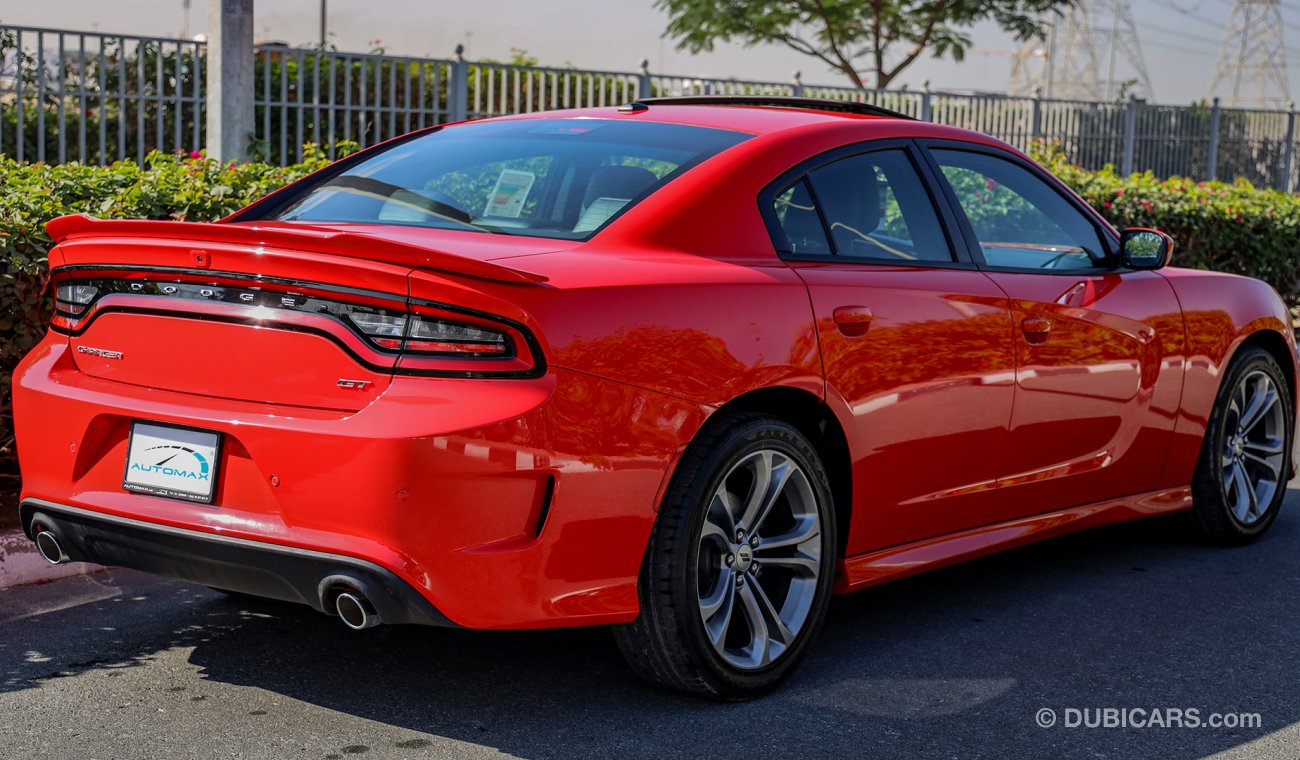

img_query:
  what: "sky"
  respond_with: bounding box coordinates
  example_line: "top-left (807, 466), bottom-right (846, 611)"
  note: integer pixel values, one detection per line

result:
top-left (5, 0), bottom-right (1300, 106)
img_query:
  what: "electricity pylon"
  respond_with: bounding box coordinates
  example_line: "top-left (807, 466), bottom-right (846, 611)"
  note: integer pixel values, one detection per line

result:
top-left (1206, 0), bottom-right (1291, 108)
top-left (1008, 40), bottom-right (1051, 96)
top-left (1009, 1), bottom-right (1154, 101)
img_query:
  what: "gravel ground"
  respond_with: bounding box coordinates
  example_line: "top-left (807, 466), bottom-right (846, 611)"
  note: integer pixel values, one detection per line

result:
top-left (1, 488), bottom-right (1299, 759)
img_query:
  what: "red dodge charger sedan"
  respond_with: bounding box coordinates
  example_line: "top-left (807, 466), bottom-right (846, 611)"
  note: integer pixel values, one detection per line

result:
top-left (14, 96), bottom-right (1297, 698)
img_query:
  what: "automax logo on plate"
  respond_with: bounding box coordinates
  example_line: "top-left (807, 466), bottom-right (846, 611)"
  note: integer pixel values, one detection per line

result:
top-left (123, 423), bottom-right (221, 502)
top-left (129, 444), bottom-right (211, 482)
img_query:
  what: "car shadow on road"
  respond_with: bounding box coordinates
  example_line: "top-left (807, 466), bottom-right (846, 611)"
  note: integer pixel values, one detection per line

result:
top-left (4, 503), bottom-right (1299, 758)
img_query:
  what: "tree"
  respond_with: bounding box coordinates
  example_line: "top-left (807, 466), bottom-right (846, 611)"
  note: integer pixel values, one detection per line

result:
top-left (657, 0), bottom-right (1074, 90)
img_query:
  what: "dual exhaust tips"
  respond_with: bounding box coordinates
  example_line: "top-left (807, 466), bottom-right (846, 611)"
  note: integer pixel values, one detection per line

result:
top-left (32, 525), bottom-right (382, 632)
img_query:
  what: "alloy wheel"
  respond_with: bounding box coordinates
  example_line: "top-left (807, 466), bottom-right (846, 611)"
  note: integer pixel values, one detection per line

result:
top-left (1221, 369), bottom-right (1287, 525)
top-left (695, 449), bottom-right (822, 670)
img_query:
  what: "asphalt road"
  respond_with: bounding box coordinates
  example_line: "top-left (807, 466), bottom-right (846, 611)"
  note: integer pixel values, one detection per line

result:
top-left (3, 490), bottom-right (1300, 760)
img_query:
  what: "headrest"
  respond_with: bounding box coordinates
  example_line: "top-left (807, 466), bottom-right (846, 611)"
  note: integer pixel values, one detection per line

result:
top-left (581, 165), bottom-right (660, 210)
top-left (813, 161), bottom-right (880, 236)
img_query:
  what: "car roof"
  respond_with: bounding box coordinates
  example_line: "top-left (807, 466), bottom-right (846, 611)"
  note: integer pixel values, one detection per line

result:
top-left (484, 100), bottom-right (908, 136)
top-left (479, 97), bottom-right (1009, 151)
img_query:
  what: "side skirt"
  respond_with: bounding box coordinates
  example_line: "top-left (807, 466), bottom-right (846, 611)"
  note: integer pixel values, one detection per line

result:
top-left (834, 486), bottom-right (1194, 593)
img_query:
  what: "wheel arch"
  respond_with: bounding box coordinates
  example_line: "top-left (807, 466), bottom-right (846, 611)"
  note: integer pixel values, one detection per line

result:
top-left (704, 386), bottom-right (854, 558)
top-left (1236, 329), bottom-right (1298, 414)
top-left (1185, 327), bottom-right (1297, 541)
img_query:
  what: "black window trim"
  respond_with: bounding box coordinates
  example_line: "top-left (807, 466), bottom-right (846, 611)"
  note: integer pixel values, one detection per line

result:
top-left (758, 138), bottom-right (978, 271)
top-left (915, 138), bottom-right (1126, 276)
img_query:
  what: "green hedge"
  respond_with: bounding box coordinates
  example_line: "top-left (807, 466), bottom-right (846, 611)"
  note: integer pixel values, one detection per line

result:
top-left (1034, 147), bottom-right (1300, 299)
top-left (0, 148), bottom-right (344, 469)
top-left (2, 146), bottom-right (1300, 469)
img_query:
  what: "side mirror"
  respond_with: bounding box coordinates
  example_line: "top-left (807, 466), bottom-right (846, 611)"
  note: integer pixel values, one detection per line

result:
top-left (1120, 227), bottom-right (1174, 270)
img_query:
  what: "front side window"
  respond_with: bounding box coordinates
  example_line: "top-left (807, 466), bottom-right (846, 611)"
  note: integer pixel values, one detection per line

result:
top-left (931, 149), bottom-right (1107, 270)
top-left (771, 149), bottom-right (953, 263)
top-left (273, 119), bottom-right (749, 240)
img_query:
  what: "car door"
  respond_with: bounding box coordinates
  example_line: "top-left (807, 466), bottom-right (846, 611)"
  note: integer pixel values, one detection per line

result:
top-left (921, 142), bottom-right (1186, 517)
top-left (764, 141), bottom-right (1018, 553)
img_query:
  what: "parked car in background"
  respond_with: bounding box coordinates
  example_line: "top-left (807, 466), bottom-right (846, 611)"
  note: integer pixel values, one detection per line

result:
top-left (14, 96), bottom-right (1296, 699)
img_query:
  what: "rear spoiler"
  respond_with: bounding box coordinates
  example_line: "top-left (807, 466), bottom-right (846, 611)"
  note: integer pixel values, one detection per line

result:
top-left (44, 214), bottom-right (549, 285)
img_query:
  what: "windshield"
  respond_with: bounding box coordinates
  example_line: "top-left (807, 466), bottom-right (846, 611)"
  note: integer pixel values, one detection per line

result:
top-left (273, 119), bottom-right (750, 240)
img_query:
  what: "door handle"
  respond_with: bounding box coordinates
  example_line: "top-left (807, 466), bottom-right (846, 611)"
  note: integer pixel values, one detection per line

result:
top-left (1021, 316), bottom-right (1052, 345)
top-left (833, 306), bottom-right (874, 337)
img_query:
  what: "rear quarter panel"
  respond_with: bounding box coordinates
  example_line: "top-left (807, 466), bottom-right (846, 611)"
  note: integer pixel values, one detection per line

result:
top-left (443, 250), bottom-right (825, 405)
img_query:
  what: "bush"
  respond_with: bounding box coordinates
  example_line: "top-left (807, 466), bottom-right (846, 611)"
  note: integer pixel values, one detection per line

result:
top-left (1033, 145), bottom-right (1300, 301)
top-left (0, 147), bottom-right (346, 470)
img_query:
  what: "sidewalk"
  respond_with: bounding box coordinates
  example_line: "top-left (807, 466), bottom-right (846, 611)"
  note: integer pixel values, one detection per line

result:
top-left (0, 480), bottom-right (100, 588)
top-left (0, 528), bottom-right (101, 589)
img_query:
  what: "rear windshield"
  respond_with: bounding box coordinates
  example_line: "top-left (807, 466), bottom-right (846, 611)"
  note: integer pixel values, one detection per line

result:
top-left (272, 119), bottom-right (750, 240)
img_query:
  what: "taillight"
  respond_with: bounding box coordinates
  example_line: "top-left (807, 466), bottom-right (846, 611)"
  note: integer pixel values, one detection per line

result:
top-left (398, 299), bottom-right (539, 377)
top-left (52, 282), bottom-right (99, 328)
top-left (345, 310), bottom-right (407, 350)
top-left (345, 311), bottom-right (509, 356)
top-left (49, 271), bottom-right (544, 378)
top-left (406, 317), bottom-right (508, 355)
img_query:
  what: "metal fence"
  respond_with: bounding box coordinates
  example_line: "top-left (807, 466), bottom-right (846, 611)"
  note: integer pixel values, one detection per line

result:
top-left (251, 47), bottom-right (456, 165)
top-left (3, 23), bottom-right (1298, 190)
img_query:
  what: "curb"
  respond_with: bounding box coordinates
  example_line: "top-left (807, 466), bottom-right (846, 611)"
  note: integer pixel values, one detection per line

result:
top-left (0, 529), bottom-right (101, 590)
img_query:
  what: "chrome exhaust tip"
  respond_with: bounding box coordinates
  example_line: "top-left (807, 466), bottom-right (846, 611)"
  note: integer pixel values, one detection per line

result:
top-left (35, 531), bottom-right (69, 565)
top-left (334, 591), bottom-right (380, 630)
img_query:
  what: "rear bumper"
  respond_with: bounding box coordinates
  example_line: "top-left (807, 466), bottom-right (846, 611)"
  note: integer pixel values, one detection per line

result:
top-left (14, 337), bottom-right (709, 629)
top-left (21, 499), bottom-right (458, 627)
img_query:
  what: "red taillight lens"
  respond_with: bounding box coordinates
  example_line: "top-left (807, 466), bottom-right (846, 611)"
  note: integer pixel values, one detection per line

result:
top-left (405, 316), bottom-right (508, 355)
top-left (344, 310), bottom-right (407, 350)
top-left (398, 299), bottom-right (539, 377)
top-left (345, 310), bottom-right (511, 356)
top-left (52, 282), bottom-right (100, 328)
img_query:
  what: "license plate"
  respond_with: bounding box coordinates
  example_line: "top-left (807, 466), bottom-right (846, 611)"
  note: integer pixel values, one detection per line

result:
top-left (123, 421), bottom-right (222, 504)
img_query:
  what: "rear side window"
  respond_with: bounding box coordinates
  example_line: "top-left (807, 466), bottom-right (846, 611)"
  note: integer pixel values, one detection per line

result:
top-left (272, 119), bottom-right (749, 241)
top-left (771, 149), bottom-right (954, 263)
top-left (773, 180), bottom-right (832, 255)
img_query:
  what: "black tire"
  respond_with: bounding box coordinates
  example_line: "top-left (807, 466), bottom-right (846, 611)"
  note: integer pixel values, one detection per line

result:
top-left (612, 413), bottom-right (837, 700)
top-left (1190, 345), bottom-right (1294, 544)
